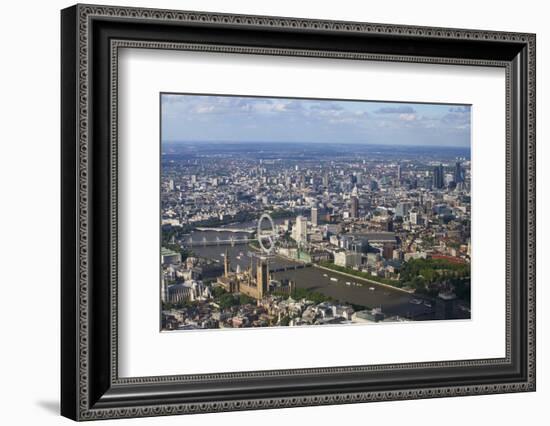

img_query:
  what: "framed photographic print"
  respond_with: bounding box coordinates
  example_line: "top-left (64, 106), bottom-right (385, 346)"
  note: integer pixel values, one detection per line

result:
top-left (61, 4), bottom-right (536, 421)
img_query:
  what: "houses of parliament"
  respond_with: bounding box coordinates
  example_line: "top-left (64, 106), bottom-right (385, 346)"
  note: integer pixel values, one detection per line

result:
top-left (216, 249), bottom-right (271, 300)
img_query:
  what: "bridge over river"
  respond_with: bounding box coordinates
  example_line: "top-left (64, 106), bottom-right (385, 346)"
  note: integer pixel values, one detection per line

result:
top-left (195, 226), bottom-right (255, 234)
top-left (184, 236), bottom-right (253, 247)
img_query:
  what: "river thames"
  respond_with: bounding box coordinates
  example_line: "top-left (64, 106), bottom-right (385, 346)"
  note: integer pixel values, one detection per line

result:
top-left (186, 229), bottom-right (436, 319)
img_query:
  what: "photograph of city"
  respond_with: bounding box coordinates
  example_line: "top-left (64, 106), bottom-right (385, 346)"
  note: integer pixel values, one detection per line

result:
top-left (160, 93), bottom-right (471, 331)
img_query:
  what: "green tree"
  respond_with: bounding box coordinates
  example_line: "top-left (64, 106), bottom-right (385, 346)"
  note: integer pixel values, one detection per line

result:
top-left (218, 293), bottom-right (238, 309)
top-left (279, 316), bottom-right (291, 326)
top-left (211, 286), bottom-right (227, 299)
top-left (239, 294), bottom-right (255, 305)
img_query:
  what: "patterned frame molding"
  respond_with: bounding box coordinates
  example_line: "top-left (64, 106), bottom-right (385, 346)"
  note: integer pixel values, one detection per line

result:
top-left (61, 3), bottom-right (536, 421)
top-left (109, 40), bottom-right (512, 383)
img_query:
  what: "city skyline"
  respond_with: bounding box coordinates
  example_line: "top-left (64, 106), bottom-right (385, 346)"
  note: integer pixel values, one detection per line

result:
top-left (160, 93), bottom-right (471, 332)
top-left (161, 94), bottom-right (471, 147)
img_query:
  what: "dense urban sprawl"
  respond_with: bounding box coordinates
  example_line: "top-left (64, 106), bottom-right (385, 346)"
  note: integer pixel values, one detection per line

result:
top-left (160, 142), bottom-right (471, 331)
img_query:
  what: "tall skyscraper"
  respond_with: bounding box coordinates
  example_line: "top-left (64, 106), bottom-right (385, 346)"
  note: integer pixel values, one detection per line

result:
top-left (311, 207), bottom-right (318, 227)
top-left (350, 197), bottom-right (359, 218)
top-left (397, 163), bottom-right (402, 183)
top-left (322, 172), bottom-right (329, 188)
top-left (292, 215), bottom-right (308, 245)
top-left (433, 164), bottom-right (445, 189)
top-left (454, 161), bottom-right (463, 184)
top-left (349, 186), bottom-right (359, 219)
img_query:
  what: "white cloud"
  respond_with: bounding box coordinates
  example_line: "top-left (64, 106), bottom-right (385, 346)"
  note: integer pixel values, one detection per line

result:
top-left (399, 113), bottom-right (417, 121)
top-left (195, 105), bottom-right (216, 114)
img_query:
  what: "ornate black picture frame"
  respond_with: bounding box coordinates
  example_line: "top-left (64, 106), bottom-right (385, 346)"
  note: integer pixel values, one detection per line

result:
top-left (61, 4), bottom-right (536, 421)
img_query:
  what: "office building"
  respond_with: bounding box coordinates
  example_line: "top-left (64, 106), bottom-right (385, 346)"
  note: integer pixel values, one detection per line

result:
top-left (396, 201), bottom-right (412, 218)
top-left (433, 164), bottom-right (445, 189)
top-left (454, 161), bottom-right (463, 184)
top-left (292, 215), bottom-right (308, 245)
top-left (311, 207), bottom-right (319, 227)
top-left (350, 197), bottom-right (359, 218)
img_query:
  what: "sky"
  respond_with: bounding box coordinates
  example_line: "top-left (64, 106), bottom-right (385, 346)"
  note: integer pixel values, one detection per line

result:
top-left (161, 94), bottom-right (471, 147)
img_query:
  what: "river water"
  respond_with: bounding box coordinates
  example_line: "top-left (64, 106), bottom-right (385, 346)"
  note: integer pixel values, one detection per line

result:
top-left (185, 229), bottom-right (435, 319)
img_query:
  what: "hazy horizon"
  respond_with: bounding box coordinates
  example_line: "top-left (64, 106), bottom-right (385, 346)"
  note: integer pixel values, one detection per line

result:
top-left (162, 139), bottom-right (472, 150)
top-left (161, 94), bottom-right (471, 148)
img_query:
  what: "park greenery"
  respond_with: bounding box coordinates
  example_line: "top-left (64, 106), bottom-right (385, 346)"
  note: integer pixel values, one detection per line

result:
top-left (211, 286), bottom-right (256, 309)
top-left (399, 258), bottom-right (470, 300)
top-left (400, 258), bottom-right (469, 283)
